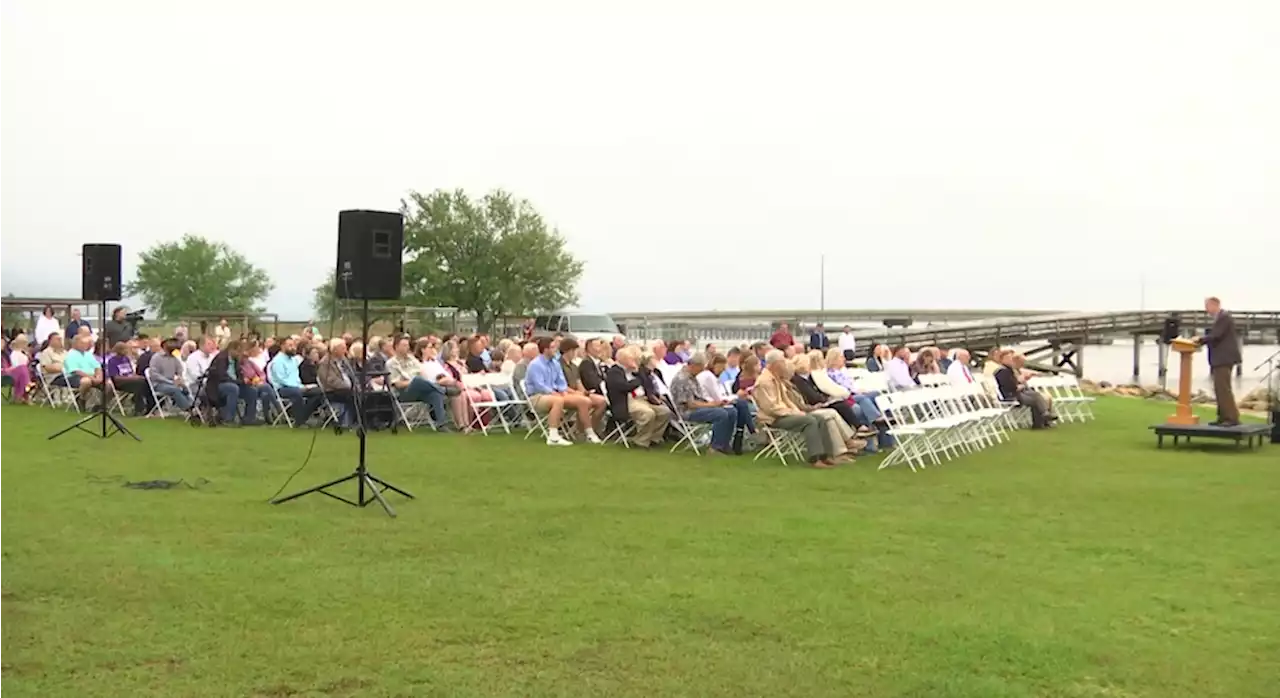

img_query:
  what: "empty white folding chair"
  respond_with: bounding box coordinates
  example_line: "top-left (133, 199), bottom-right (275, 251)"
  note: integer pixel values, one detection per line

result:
top-left (874, 393), bottom-right (931, 472)
top-left (478, 372), bottom-right (528, 434)
top-left (918, 374), bottom-right (951, 388)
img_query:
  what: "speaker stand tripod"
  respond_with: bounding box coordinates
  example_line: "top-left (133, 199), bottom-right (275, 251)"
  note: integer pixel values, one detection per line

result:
top-left (48, 301), bottom-right (142, 442)
top-left (270, 298), bottom-right (413, 517)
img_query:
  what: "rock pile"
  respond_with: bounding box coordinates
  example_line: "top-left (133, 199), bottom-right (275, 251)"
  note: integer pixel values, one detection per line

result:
top-left (1078, 379), bottom-right (1269, 410)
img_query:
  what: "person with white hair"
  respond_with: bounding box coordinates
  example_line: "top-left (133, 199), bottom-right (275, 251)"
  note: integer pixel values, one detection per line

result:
top-left (604, 345), bottom-right (672, 448)
top-left (669, 353), bottom-right (739, 455)
top-left (753, 350), bottom-right (844, 468)
top-left (946, 349), bottom-right (976, 385)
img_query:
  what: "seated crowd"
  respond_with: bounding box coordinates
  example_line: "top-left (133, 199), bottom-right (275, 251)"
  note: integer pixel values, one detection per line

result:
top-left (2, 315), bottom-right (1060, 466)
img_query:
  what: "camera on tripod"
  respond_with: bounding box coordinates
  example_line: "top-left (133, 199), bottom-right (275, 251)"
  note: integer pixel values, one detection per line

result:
top-left (124, 308), bottom-right (147, 332)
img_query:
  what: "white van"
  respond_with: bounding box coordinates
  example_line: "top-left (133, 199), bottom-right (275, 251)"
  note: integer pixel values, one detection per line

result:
top-left (532, 312), bottom-right (622, 344)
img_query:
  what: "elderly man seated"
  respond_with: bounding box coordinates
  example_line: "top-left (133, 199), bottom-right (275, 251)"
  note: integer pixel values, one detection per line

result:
top-left (525, 337), bottom-right (602, 446)
top-left (511, 342), bottom-right (539, 390)
top-left (317, 338), bottom-right (359, 427)
top-left (946, 348), bottom-right (977, 385)
top-left (754, 350), bottom-right (848, 468)
top-left (669, 353), bottom-right (740, 455)
top-left (148, 338), bottom-right (194, 410)
top-left (994, 351), bottom-right (1056, 429)
top-left (381, 335), bottom-right (452, 430)
top-left (64, 334), bottom-right (109, 404)
top-left (604, 345), bottom-right (672, 448)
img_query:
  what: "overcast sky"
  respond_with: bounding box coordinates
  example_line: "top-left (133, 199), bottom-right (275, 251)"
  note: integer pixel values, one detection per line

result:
top-left (3, 1), bottom-right (1276, 319)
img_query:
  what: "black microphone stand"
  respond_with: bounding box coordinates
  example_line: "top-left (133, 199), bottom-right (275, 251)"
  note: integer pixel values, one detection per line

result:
top-left (270, 298), bottom-right (413, 517)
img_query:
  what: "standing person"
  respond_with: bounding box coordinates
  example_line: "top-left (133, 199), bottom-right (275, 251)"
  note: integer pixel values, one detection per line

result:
top-left (1196, 296), bottom-right (1242, 426)
top-left (808, 323), bottom-right (830, 351)
top-left (769, 322), bottom-right (795, 350)
top-left (65, 307), bottom-right (92, 340)
top-left (34, 306), bottom-right (61, 346)
top-left (837, 326), bottom-right (857, 363)
top-left (103, 306), bottom-right (134, 347)
top-left (215, 318), bottom-right (233, 347)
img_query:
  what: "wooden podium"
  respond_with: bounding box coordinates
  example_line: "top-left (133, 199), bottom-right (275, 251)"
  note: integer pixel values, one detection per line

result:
top-left (1167, 338), bottom-right (1201, 425)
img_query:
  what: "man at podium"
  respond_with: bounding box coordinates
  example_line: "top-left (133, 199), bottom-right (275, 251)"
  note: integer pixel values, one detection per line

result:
top-left (1194, 296), bottom-right (1241, 427)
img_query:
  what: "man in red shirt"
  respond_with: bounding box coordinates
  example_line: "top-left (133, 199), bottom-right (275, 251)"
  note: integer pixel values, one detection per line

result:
top-left (769, 322), bottom-right (795, 350)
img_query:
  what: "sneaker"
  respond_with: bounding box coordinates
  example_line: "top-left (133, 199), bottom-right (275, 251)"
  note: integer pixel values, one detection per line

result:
top-left (547, 434), bottom-right (574, 447)
top-left (585, 431), bottom-right (603, 444)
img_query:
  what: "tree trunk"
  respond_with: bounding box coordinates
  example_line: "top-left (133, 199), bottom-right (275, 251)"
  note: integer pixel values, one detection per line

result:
top-left (475, 310), bottom-right (491, 335)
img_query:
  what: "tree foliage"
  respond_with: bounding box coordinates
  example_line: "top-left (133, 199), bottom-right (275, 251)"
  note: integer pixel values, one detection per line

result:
top-left (311, 189), bottom-right (583, 332)
top-left (125, 234), bottom-right (273, 318)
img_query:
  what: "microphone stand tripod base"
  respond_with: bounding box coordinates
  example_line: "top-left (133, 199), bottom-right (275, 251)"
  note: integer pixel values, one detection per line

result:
top-left (270, 441), bottom-right (414, 518)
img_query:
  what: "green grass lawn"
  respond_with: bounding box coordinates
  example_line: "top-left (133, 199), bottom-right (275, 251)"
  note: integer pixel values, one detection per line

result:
top-left (2, 399), bottom-right (1277, 698)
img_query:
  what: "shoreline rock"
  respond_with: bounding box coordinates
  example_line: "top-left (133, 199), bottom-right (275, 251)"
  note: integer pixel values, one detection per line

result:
top-left (1077, 378), bottom-right (1270, 410)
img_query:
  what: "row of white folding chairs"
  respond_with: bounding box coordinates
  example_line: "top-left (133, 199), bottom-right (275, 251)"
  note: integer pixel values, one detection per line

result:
top-left (874, 383), bottom-right (1015, 473)
top-left (1025, 375), bottom-right (1096, 423)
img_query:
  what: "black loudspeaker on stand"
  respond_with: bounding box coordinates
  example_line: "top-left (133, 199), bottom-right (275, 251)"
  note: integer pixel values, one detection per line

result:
top-left (50, 245), bottom-right (140, 442)
top-left (271, 210), bottom-right (413, 517)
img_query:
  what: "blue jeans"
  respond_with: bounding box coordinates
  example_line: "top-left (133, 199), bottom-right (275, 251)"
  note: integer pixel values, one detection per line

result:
top-left (685, 406), bottom-right (738, 452)
top-left (399, 377), bottom-right (449, 428)
top-left (276, 385), bottom-right (324, 425)
top-left (154, 382), bottom-right (193, 410)
top-left (728, 399), bottom-right (755, 433)
top-left (218, 383), bottom-right (261, 423)
top-left (852, 393), bottom-right (882, 421)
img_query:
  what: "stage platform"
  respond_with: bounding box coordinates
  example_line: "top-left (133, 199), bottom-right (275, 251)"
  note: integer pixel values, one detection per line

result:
top-left (1149, 422), bottom-right (1272, 450)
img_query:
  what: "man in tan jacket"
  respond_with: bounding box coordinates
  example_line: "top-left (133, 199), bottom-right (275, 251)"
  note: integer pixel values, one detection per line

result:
top-left (754, 350), bottom-right (845, 468)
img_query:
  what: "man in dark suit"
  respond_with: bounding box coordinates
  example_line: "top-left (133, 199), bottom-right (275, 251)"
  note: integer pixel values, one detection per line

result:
top-left (1196, 296), bottom-right (1242, 426)
top-left (578, 338), bottom-right (607, 395)
top-left (603, 346), bottom-right (671, 448)
top-left (808, 323), bottom-right (830, 351)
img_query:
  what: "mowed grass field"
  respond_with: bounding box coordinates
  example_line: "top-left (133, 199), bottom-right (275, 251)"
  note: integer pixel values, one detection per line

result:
top-left (2, 398), bottom-right (1277, 698)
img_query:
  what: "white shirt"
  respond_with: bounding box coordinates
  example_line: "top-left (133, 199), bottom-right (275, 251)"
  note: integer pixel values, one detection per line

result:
top-left (186, 350), bottom-right (214, 385)
top-left (215, 325), bottom-right (232, 340)
top-left (696, 369), bottom-right (729, 403)
top-left (419, 359), bottom-right (449, 382)
top-left (886, 357), bottom-right (917, 391)
top-left (11, 350), bottom-right (29, 366)
top-left (35, 316), bottom-right (61, 345)
top-left (837, 332), bottom-right (857, 352)
top-left (947, 360), bottom-right (975, 386)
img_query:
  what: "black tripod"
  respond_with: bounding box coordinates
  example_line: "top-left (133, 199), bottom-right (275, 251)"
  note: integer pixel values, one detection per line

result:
top-left (48, 301), bottom-right (141, 442)
top-left (270, 298), bottom-right (413, 517)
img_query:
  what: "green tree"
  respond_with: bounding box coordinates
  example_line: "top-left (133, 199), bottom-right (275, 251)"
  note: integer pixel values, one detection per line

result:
top-left (125, 234), bottom-right (273, 318)
top-left (403, 188), bottom-right (582, 332)
top-left (311, 189), bottom-right (583, 333)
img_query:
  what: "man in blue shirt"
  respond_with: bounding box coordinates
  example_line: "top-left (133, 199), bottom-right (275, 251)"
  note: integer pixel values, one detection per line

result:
top-left (64, 307), bottom-right (92, 341)
top-left (64, 334), bottom-right (107, 401)
top-left (268, 337), bottom-right (324, 425)
top-left (524, 337), bottom-right (601, 446)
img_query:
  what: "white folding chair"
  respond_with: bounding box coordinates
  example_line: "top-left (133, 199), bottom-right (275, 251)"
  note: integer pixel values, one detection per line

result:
top-left (143, 368), bottom-right (186, 418)
top-left (874, 393), bottom-right (933, 472)
top-left (667, 402), bottom-right (711, 455)
top-left (473, 373), bottom-right (527, 435)
top-left (388, 385), bottom-right (437, 432)
top-left (918, 374), bottom-right (950, 388)
top-left (37, 368), bottom-right (77, 411)
top-left (519, 380), bottom-right (551, 440)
